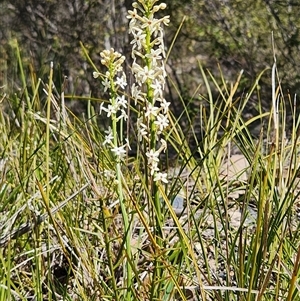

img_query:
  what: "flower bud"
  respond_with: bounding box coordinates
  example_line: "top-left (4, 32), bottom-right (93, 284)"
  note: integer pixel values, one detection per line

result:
top-left (152, 5), bottom-right (160, 12)
top-left (159, 3), bottom-right (167, 10)
top-left (93, 72), bottom-right (99, 78)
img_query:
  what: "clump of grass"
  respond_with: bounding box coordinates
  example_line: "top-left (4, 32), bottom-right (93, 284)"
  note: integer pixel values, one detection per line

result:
top-left (0, 1), bottom-right (300, 301)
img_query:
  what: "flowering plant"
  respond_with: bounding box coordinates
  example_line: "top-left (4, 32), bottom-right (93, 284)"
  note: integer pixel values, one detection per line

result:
top-left (93, 1), bottom-right (171, 299)
top-left (127, 0), bottom-right (170, 183)
top-left (93, 49), bottom-right (129, 160)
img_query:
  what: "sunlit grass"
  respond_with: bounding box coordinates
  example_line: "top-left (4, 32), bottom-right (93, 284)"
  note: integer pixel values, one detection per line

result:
top-left (1, 2), bottom-right (300, 301)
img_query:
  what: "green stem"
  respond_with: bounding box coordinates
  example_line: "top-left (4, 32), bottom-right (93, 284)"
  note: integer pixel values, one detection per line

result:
top-left (14, 39), bottom-right (31, 110)
top-left (110, 80), bottom-right (132, 299)
top-left (116, 161), bottom-right (132, 300)
top-left (101, 200), bottom-right (119, 301)
top-left (143, 9), bottom-right (164, 300)
top-left (45, 62), bottom-right (53, 207)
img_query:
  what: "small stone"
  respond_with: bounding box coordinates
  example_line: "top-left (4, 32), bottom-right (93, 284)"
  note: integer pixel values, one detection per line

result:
top-left (172, 195), bottom-right (185, 216)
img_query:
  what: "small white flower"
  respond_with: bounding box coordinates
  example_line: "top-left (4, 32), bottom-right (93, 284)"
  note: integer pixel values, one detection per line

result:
top-left (158, 42), bottom-right (166, 58)
top-left (109, 104), bottom-right (118, 116)
top-left (127, 8), bottom-right (139, 26)
top-left (111, 145), bottom-right (127, 158)
top-left (139, 66), bottom-right (155, 83)
top-left (145, 103), bottom-right (159, 118)
top-left (160, 98), bottom-right (170, 114)
top-left (162, 16), bottom-right (170, 26)
top-left (146, 148), bottom-right (161, 175)
top-left (116, 95), bottom-right (127, 109)
top-left (154, 113), bottom-right (169, 131)
top-left (130, 29), bottom-right (146, 50)
top-left (145, 48), bottom-right (162, 63)
top-left (139, 127), bottom-right (148, 140)
top-left (150, 79), bottom-right (163, 98)
top-left (154, 172), bottom-right (168, 183)
top-left (149, 162), bottom-right (159, 175)
top-left (137, 118), bottom-right (148, 141)
top-left (132, 62), bottom-right (145, 84)
top-left (101, 104), bottom-right (118, 118)
top-left (115, 75), bottom-right (127, 89)
top-left (131, 83), bottom-right (144, 104)
top-left (157, 64), bottom-right (167, 79)
top-left (103, 127), bottom-right (113, 146)
top-left (101, 77), bottom-right (111, 92)
top-left (146, 149), bottom-right (160, 165)
top-left (141, 16), bottom-right (156, 31)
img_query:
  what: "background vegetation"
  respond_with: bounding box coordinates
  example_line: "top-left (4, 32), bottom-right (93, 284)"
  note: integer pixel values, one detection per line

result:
top-left (1, 0), bottom-right (300, 114)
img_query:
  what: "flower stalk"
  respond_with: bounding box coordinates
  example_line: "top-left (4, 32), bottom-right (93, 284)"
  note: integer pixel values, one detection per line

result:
top-left (127, 0), bottom-right (170, 298)
top-left (94, 49), bottom-right (133, 300)
top-left (94, 1), bottom-right (170, 298)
